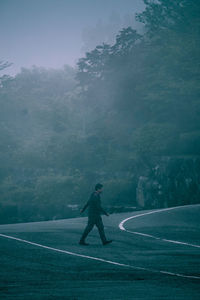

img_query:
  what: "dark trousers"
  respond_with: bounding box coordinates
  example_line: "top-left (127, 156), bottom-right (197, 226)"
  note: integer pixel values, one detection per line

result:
top-left (80, 216), bottom-right (107, 244)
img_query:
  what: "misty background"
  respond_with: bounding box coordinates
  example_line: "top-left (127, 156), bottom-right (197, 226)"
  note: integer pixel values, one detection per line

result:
top-left (0, 0), bottom-right (200, 224)
top-left (0, 0), bottom-right (144, 75)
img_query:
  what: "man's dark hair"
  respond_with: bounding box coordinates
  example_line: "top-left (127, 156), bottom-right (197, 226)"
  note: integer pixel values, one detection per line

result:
top-left (95, 183), bottom-right (103, 191)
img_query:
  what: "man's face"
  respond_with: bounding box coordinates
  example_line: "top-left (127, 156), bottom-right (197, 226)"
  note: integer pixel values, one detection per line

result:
top-left (98, 188), bottom-right (103, 194)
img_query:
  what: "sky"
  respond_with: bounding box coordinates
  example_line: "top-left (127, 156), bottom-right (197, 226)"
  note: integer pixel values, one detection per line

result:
top-left (0, 0), bottom-right (144, 75)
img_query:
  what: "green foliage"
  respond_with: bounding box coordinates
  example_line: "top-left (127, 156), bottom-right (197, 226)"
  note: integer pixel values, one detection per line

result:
top-left (133, 123), bottom-right (179, 156)
top-left (103, 178), bottom-right (136, 207)
top-left (76, 0), bottom-right (200, 156)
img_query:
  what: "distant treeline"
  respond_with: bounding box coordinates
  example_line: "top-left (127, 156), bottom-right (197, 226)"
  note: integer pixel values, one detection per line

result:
top-left (0, 0), bottom-right (200, 223)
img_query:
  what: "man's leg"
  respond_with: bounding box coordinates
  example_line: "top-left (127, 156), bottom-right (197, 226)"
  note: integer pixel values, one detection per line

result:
top-left (80, 219), bottom-right (94, 243)
top-left (95, 217), bottom-right (107, 244)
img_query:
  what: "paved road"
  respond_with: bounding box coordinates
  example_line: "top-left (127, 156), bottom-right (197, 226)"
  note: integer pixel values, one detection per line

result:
top-left (0, 204), bottom-right (200, 299)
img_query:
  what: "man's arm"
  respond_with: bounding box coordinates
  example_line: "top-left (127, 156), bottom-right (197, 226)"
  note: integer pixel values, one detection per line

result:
top-left (93, 194), bottom-right (109, 216)
top-left (100, 207), bottom-right (109, 216)
top-left (80, 200), bottom-right (89, 214)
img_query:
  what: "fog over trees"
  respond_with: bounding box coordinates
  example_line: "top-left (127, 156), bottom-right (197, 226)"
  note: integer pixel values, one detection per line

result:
top-left (0, 0), bottom-right (200, 223)
top-left (81, 11), bottom-right (144, 53)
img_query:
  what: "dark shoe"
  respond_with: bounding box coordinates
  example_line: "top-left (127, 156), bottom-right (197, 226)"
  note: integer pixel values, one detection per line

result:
top-left (79, 241), bottom-right (89, 246)
top-left (103, 240), bottom-right (112, 246)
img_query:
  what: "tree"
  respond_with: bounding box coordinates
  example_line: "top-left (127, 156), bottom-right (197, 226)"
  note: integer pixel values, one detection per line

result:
top-left (0, 60), bottom-right (12, 71)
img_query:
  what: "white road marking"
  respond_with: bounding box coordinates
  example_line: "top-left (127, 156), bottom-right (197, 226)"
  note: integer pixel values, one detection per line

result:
top-left (0, 232), bottom-right (200, 280)
top-left (0, 205), bottom-right (199, 280)
top-left (119, 206), bottom-right (200, 249)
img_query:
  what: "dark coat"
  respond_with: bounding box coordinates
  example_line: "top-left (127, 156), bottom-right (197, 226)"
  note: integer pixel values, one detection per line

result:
top-left (81, 191), bottom-right (107, 219)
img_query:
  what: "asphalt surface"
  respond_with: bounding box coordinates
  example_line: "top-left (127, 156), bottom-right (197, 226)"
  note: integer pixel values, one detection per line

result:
top-left (0, 204), bottom-right (200, 299)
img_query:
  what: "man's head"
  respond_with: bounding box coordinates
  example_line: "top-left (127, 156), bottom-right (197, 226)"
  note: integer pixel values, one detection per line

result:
top-left (95, 183), bottom-right (103, 193)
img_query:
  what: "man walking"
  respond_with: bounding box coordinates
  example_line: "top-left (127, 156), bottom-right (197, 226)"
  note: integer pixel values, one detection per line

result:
top-left (79, 183), bottom-right (112, 246)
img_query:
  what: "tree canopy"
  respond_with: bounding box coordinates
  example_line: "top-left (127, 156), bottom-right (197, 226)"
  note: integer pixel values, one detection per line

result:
top-left (0, 0), bottom-right (199, 223)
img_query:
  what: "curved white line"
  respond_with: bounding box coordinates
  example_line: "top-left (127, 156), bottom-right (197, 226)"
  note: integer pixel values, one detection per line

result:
top-left (119, 206), bottom-right (200, 249)
top-left (0, 233), bottom-right (199, 280)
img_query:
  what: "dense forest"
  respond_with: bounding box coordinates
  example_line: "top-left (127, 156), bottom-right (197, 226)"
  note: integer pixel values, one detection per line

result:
top-left (0, 0), bottom-right (200, 223)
